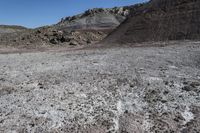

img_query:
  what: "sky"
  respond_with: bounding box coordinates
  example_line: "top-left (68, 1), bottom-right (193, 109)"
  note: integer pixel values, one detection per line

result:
top-left (0, 0), bottom-right (147, 28)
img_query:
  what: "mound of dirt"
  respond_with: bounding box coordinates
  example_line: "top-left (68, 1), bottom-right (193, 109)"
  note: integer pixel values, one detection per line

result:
top-left (103, 0), bottom-right (200, 44)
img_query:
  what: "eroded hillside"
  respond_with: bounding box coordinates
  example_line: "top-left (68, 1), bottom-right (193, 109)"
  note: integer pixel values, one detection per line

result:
top-left (103, 0), bottom-right (200, 44)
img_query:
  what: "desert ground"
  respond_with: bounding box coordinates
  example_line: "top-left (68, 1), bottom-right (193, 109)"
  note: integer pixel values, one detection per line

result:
top-left (0, 41), bottom-right (200, 132)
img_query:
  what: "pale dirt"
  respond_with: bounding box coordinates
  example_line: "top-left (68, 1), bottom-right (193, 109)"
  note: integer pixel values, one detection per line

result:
top-left (0, 41), bottom-right (200, 132)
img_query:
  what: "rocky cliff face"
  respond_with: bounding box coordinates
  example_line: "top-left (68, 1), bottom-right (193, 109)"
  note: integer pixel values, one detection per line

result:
top-left (56, 7), bottom-right (131, 30)
top-left (103, 0), bottom-right (200, 44)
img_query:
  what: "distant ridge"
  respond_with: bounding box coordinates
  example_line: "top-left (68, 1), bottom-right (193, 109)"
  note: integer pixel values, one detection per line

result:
top-left (0, 25), bottom-right (27, 34)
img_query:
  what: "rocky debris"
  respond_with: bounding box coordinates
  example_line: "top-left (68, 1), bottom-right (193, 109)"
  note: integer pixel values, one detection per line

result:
top-left (182, 80), bottom-right (200, 92)
top-left (0, 86), bottom-right (16, 96)
top-left (0, 41), bottom-right (200, 132)
top-left (0, 26), bottom-right (108, 48)
top-left (103, 0), bottom-right (200, 44)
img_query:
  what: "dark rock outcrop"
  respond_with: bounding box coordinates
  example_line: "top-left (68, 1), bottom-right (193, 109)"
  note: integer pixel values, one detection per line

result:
top-left (103, 0), bottom-right (200, 44)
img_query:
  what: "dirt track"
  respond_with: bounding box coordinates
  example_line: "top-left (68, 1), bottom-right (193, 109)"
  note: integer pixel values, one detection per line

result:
top-left (0, 41), bottom-right (200, 132)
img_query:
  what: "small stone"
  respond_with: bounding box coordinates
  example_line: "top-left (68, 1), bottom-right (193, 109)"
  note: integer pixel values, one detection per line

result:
top-left (129, 84), bottom-right (135, 88)
top-left (182, 86), bottom-right (193, 91)
top-left (164, 81), bottom-right (169, 85)
top-left (183, 81), bottom-right (188, 85)
top-left (68, 91), bottom-right (74, 94)
top-left (190, 81), bottom-right (200, 88)
top-left (69, 41), bottom-right (78, 46)
top-left (50, 38), bottom-right (58, 44)
top-left (161, 99), bottom-right (167, 103)
top-left (163, 90), bottom-right (169, 95)
top-left (87, 40), bottom-right (92, 44)
top-left (124, 110), bottom-right (129, 114)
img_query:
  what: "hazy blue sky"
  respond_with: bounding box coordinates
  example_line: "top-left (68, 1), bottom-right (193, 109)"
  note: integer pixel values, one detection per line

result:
top-left (0, 0), bottom-right (147, 28)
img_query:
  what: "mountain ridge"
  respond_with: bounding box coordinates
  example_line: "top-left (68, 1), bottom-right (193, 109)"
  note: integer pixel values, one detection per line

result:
top-left (0, 25), bottom-right (27, 34)
top-left (56, 6), bottom-right (131, 30)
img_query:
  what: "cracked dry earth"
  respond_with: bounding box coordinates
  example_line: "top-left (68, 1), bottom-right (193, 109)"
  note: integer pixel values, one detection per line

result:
top-left (0, 41), bottom-right (200, 133)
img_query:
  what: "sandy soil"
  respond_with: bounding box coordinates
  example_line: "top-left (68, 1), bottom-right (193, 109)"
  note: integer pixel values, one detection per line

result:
top-left (0, 41), bottom-right (200, 132)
